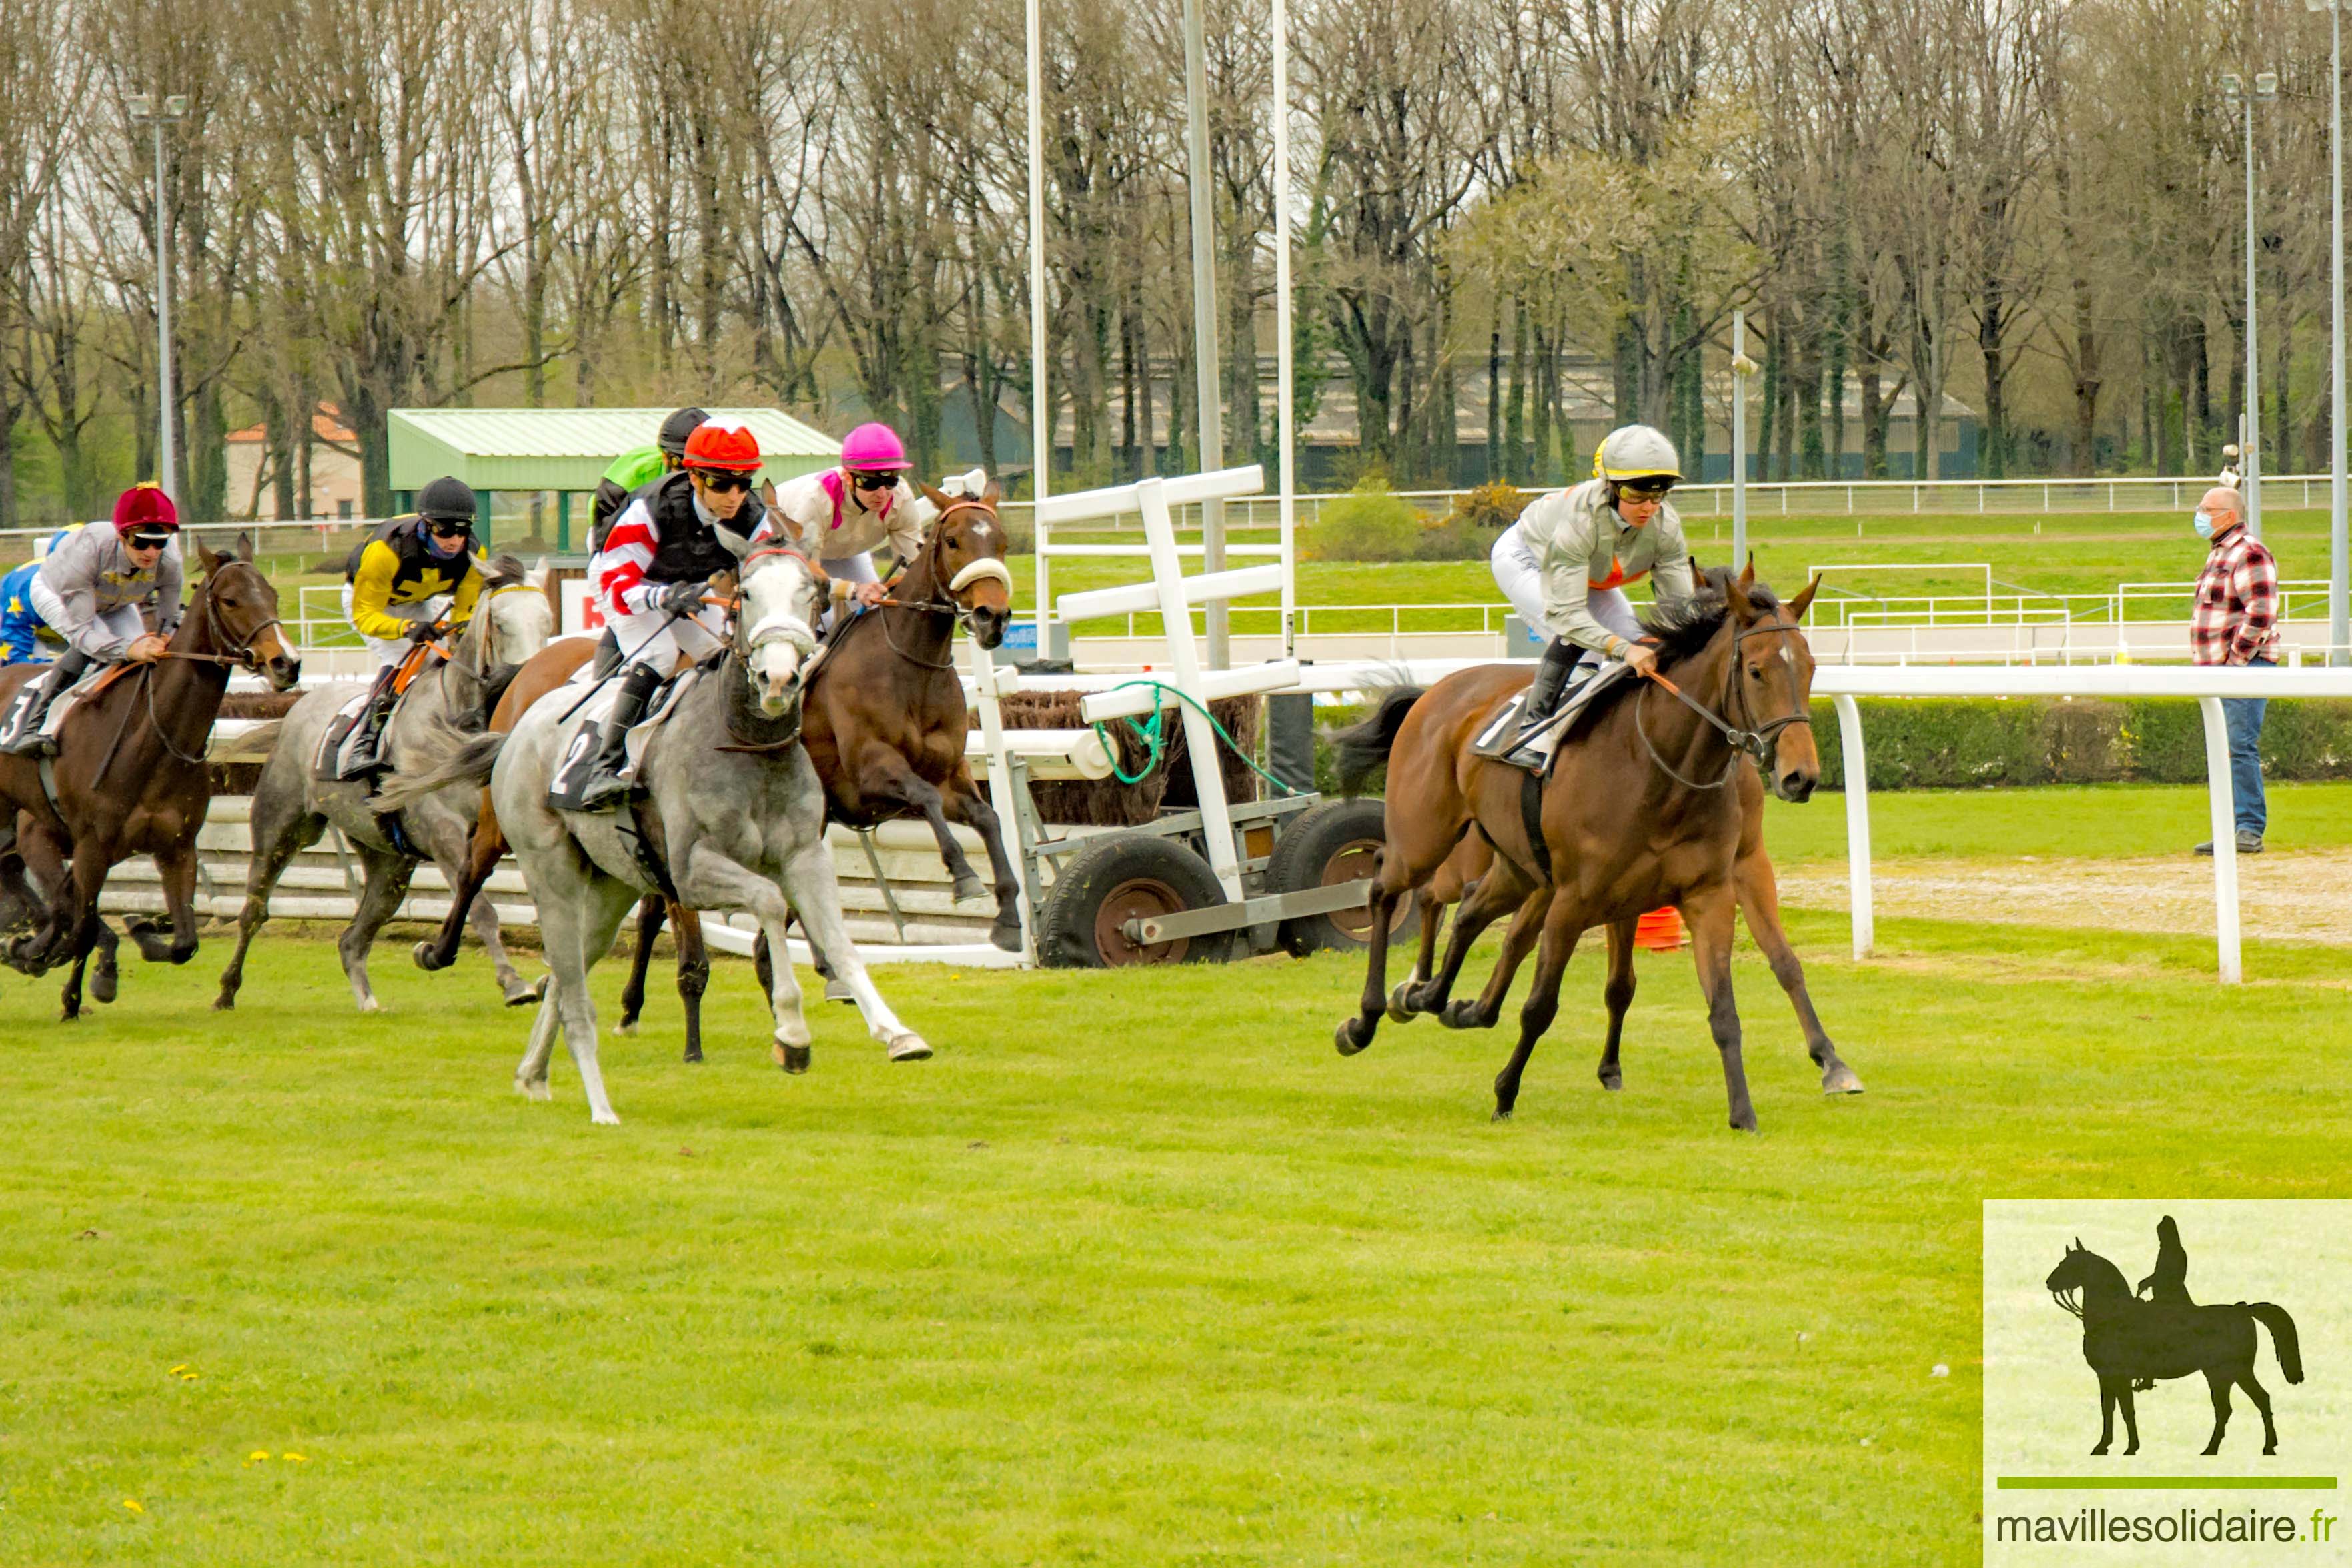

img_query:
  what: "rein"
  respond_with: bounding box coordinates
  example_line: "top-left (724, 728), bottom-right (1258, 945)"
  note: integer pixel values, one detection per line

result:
top-left (1632, 616), bottom-right (1814, 790)
top-left (865, 497), bottom-right (1007, 670)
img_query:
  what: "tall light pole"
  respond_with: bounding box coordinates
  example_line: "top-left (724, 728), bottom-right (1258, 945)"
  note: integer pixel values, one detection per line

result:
top-left (2222, 69), bottom-right (2278, 540)
top-left (1181, 0), bottom-right (1228, 668)
top-left (126, 93), bottom-right (189, 505)
top-left (2313, 0), bottom-right (2349, 663)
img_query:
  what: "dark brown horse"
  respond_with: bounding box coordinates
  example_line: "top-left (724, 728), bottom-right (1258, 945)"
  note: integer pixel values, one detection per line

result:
top-left (0, 539), bottom-right (300, 1016)
top-left (1329, 563), bottom-right (1851, 1130)
top-left (1383, 762), bottom-right (1861, 1098)
top-left (414, 486), bottom-right (1017, 1057)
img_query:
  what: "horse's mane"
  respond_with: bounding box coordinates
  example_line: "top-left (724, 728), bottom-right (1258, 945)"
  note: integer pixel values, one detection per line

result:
top-left (2061, 1246), bottom-right (2131, 1297)
top-left (1576, 564), bottom-right (1780, 726)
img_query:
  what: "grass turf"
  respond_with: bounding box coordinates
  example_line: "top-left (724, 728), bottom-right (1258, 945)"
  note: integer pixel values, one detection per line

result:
top-left (3, 891), bottom-right (2347, 1563)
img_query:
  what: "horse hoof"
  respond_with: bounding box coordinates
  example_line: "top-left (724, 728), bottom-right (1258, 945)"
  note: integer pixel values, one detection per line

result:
top-left (412, 940), bottom-right (447, 973)
top-left (776, 1042), bottom-right (812, 1074)
top-left (212, 993), bottom-right (235, 1012)
top-left (1730, 1112), bottom-right (1759, 1133)
top-left (356, 996), bottom-right (382, 1014)
top-left (885, 1034), bottom-right (932, 1063)
top-left (988, 920), bottom-right (1023, 954)
top-left (502, 982), bottom-right (540, 1008)
top-left (1820, 1064), bottom-right (1865, 1095)
top-left (822, 978), bottom-right (856, 1006)
top-left (951, 876), bottom-right (989, 906)
top-left (91, 972), bottom-right (118, 1005)
top-left (1386, 982), bottom-right (1418, 1023)
top-left (616, 1017), bottom-right (638, 1036)
top-left (1437, 1001), bottom-right (1486, 1031)
top-left (590, 1108), bottom-right (620, 1127)
top-left (682, 1044), bottom-right (703, 1064)
top-left (1490, 1106), bottom-right (1513, 1123)
top-left (1598, 1069), bottom-right (1622, 1092)
top-left (516, 1078), bottom-right (552, 1102)
top-left (1334, 1020), bottom-right (1370, 1057)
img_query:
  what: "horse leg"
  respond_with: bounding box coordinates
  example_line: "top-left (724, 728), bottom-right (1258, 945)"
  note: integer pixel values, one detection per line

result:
top-left (2093, 1377), bottom-right (2118, 1455)
top-left (671, 901), bottom-right (710, 1064)
top-left (2118, 1383), bottom-right (2140, 1456)
top-left (516, 988), bottom-right (561, 1100)
top-left (1439, 884), bottom-right (1548, 1032)
top-left (1401, 858), bottom-right (1529, 1020)
top-left (437, 815), bottom-right (540, 1006)
top-left (2201, 1369), bottom-right (2234, 1456)
top-left (1595, 917), bottom-right (1637, 1092)
top-left (9, 818), bottom-right (76, 975)
top-left (338, 848), bottom-right (417, 1014)
top-left (1492, 890), bottom-right (1584, 1121)
top-left (1685, 880), bottom-right (1758, 1132)
top-left (88, 918), bottom-right (119, 1004)
top-left (2237, 1366), bottom-right (2277, 1455)
top-left (215, 785), bottom-right (323, 1010)
top-left (534, 866), bottom-right (634, 1125)
top-left (1387, 887), bottom-right (1447, 1021)
top-left (939, 777), bottom-right (1025, 951)
top-left (148, 838), bottom-right (205, 964)
top-left (413, 808), bottom-right (501, 974)
top-left (774, 836), bottom-right (928, 1064)
top-left (1735, 844), bottom-right (1863, 1095)
top-left (57, 852), bottom-right (115, 1022)
top-left (617, 893), bottom-right (666, 1034)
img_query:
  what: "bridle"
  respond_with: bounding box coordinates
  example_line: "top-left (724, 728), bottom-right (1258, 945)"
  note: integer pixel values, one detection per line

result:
top-left (870, 498), bottom-right (1013, 670)
top-left (160, 560), bottom-right (286, 672)
top-left (718, 544), bottom-right (818, 754)
top-left (1634, 614), bottom-right (1814, 790)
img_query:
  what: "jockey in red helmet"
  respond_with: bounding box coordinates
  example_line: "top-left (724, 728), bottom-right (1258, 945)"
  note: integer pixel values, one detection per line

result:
top-left (0, 484), bottom-right (185, 755)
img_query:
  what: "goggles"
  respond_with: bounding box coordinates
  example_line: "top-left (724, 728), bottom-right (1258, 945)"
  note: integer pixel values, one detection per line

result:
top-left (1618, 478), bottom-right (1676, 500)
top-left (848, 470), bottom-right (899, 492)
top-left (424, 518), bottom-right (473, 539)
top-left (125, 530), bottom-right (173, 550)
top-left (696, 471), bottom-right (754, 495)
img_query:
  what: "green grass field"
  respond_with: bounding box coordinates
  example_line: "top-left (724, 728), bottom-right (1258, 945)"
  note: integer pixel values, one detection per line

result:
top-left (5, 784), bottom-right (2350, 1565)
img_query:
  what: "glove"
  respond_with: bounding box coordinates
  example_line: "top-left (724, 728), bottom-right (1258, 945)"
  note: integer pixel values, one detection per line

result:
top-left (657, 580), bottom-right (706, 614)
top-left (404, 620), bottom-right (439, 644)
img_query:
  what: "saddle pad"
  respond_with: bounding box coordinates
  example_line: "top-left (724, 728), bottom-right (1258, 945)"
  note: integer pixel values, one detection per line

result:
top-left (1, 660), bottom-right (119, 750)
top-left (313, 688), bottom-right (375, 780)
top-left (1470, 658), bottom-right (1633, 770)
top-left (543, 668), bottom-right (697, 811)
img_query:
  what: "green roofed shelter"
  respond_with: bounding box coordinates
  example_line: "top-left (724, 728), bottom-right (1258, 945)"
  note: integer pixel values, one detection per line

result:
top-left (386, 406), bottom-right (838, 549)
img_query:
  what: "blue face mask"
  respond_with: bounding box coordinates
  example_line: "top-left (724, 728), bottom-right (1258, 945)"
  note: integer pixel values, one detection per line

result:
top-left (2193, 512), bottom-right (2215, 540)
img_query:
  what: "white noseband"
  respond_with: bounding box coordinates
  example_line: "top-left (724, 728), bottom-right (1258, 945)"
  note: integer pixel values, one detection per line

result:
top-left (947, 558), bottom-right (1013, 594)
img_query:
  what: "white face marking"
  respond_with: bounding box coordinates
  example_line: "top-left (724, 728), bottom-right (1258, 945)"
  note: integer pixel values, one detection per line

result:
top-left (1780, 646), bottom-right (1795, 670)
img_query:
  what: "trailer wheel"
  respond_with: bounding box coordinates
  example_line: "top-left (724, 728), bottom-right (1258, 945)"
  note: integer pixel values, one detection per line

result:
top-left (1267, 797), bottom-right (1415, 956)
top-left (1039, 833), bottom-right (1233, 967)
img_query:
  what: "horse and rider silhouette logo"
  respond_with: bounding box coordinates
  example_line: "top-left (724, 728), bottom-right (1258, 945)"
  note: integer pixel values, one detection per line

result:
top-left (2045, 1217), bottom-right (2305, 1457)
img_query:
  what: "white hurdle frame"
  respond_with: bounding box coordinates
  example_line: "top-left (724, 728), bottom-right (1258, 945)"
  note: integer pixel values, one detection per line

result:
top-left (1049, 466), bottom-right (1296, 900)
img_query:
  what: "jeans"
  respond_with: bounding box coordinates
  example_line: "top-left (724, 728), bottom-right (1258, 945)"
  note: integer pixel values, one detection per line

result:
top-left (2224, 655), bottom-right (2273, 836)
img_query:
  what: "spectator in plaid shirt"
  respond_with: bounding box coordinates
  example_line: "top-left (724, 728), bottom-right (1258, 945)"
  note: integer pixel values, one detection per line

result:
top-left (2189, 484), bottom-right (2277, 854)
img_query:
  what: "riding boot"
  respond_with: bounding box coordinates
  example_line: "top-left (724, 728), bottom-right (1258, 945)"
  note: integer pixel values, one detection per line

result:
top-left (345, 664), bottom-right (402, 776)
top-left (1, 647), bottom-right (91, 756)
top-left (1516, 637), bottom-right (1580, 733)
top-left (578, 662), bottom-right (664, 810)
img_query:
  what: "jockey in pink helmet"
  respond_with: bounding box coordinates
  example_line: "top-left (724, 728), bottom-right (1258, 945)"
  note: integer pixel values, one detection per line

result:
top-left (768, 422), bottom-right (985, 617)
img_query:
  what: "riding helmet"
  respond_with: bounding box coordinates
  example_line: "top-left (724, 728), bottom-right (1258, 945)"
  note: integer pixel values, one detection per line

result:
top-left (682, 419), bottom-right (762, 472)
top-left (1592, 424), bottom-right (1682, 486)
top-left (658, 406), bottom-right (710, 456)
top-left (111, 482), bottom-right (179, 538)
top-left (416, 475), bottom-right (478, 523)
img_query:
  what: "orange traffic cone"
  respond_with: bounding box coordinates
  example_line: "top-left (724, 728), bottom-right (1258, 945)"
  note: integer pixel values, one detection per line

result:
top-left (1634, 906), bottom-right (1687, 952)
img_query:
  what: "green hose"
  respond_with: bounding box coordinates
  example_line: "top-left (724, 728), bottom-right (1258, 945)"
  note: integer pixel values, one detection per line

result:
top-left (1086, 679), bottom-right (1301, 796)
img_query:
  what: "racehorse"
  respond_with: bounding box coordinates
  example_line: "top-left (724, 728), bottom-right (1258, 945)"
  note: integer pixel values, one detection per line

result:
top-left (1378, 745), bottom-right (1860, 1098)
top-left (212, 557), bottom-right (554, 1014)
top-left (381, 545), bottom-right (928, 1123)
top-left (1327, 563), bottom-right (1834, 1130)
top-left (0, 538), bottom-right (300, 1016)
top-left (2046, 1240), bottom-right (2302, 1456)
top-left (412, 484), bottom-right (1016, 1058)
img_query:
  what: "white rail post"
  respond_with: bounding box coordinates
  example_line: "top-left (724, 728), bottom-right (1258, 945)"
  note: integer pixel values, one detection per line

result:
top-left (2197, 695), bottom-right (2244, 983)
top-left (967, 638), bottom-right (1037, 964)
top-left (1832, 694), bottom-right (1874, 960)
top-left (1138, 477), bottom-right (1247, 899)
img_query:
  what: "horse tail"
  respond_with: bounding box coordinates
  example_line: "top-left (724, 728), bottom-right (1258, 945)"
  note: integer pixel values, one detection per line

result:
top-left (1329, 686), bottom-right (1425, 796)
top-left (2247, 1302), bottom-right (2304, 1383)
top-left (371, 713), bottom-right (508, 814)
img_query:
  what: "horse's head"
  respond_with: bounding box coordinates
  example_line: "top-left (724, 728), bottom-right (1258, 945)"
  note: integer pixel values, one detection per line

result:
top-left (195, 537), bottom-right (300, 690)
top-left (481, 556), bottom-right (555, 666)
top-left (918, 480), bottom-right (1013, 649)
top-left (736, 545), bottom-right (822, 718)
top-left (2046, 1238), bottom-right (2123, 1320)
top-left (1722, 560), bottom-right (1821, 804)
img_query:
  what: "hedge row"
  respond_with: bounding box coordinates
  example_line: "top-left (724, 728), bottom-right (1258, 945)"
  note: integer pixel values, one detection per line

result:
top-left (1312, 696), bottom-right (2352, 794)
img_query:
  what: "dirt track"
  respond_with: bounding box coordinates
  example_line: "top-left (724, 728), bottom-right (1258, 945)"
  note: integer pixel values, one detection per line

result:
top-left (1776, 848), bottom-right (2352, 946)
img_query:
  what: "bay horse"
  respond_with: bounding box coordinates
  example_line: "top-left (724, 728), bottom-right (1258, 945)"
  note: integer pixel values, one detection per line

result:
top-left (1328, 563), bottom-right (1836, 1130)
top-left (1380, 747), bottom-right (1860, 1098)
top-left (212, 558), bottom-right (554, 1014)
top-left (408, 484), bottom-right (1016, 1058)
top-left (0, 538), bottom-right (300, 1016)
top-left (384, 545), bottom-right (925, 1123)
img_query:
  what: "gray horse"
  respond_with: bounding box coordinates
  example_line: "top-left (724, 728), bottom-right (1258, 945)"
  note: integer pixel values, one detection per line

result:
top-left (213, 558), bottom-right (556, 1014)
top-left (377, 546), bottom-right (928, 1124)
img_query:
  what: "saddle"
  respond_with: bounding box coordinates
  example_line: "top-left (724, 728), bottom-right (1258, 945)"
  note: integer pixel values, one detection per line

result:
top-left (314, 642), bottom-right (444, 783)
top-left (542, 664), bottom-right (700, 813)
top-left (1471, 658), bottom-right (1634, 775)
top-left (0, 659), bottom-right (138, 754)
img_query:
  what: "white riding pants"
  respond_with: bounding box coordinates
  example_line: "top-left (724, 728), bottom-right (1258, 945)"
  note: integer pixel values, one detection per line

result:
top-left (1490, 521), bottom-right (1643, 656)
top-left (342, 584), bottom-right (448, 669)
top-left (611, 602), bottom-right (726, 676)
top-left (29, 580), bottom-right (143, 664)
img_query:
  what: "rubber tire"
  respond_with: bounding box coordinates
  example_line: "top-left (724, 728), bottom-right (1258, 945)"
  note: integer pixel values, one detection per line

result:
top-left (1038, 832), bottom-right (1233, 968)
top-left (1267, 797), bottom-right (1418, 957)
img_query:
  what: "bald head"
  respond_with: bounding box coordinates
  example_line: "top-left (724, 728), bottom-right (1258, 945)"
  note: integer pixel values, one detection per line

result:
top-left (2200, 486), bottom-right (2244, 525)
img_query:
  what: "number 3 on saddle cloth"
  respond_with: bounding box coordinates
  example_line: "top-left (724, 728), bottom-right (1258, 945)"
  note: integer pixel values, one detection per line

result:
top-left (314, 639), bottom-right (442, 784)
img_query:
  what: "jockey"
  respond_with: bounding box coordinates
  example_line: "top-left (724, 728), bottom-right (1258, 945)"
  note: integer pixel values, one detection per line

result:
top-left (0, 484), bottom-right (185, 755)
top-left (1492, 423), bottom-right (1694, 737)
top-left (589, 405), bottom-right (708, 552)
top-left (576, 416), bottom-right (777, 807)
top-left (768, 422), bottom-right (962, 614)
top-left (344, 476), bottom-right (487, 670)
